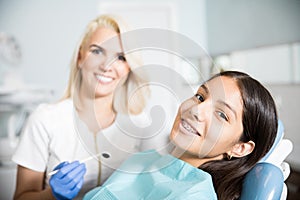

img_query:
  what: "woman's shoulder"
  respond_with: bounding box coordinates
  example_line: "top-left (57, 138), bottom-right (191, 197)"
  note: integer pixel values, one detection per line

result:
top-left (29, 98), bottom-right (73, 122)
top-left (33, 98), bottom-right (73, 114)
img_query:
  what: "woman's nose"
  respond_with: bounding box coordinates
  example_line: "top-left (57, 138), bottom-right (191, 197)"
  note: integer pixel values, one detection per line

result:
top-left (99, 56), bottom-right (114, 72)
top-left (190, 101), bottom-right (211, 122)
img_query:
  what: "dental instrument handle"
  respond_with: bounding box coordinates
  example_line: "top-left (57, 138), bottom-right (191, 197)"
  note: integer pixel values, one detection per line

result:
top-left (48, 169), bottom-right (59, 176)
top-left (48, 154), bottom-right (100, 176)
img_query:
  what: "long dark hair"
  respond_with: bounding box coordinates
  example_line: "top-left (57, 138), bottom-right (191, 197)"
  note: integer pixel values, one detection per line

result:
top-left (199, 71), bottom-right (278, 200)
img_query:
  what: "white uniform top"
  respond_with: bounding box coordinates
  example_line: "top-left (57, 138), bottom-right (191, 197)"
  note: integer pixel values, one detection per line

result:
top-left (12, 99), bottom-right (173, 199)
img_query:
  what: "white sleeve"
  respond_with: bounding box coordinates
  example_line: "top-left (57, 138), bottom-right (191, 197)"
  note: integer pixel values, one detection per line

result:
top-left (12, 106), bottom-right (50, 172)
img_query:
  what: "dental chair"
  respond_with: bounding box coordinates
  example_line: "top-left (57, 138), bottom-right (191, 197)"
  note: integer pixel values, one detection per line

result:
top-left (240, 120), bottom-right (293, 200)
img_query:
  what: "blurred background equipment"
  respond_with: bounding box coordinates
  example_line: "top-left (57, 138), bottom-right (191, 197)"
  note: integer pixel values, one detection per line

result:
top-left (0, 31), bottom-right (53, 200)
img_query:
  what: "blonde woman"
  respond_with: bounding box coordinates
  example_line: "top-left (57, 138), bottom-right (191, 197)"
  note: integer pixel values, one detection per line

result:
top-left (13, 14), bottom-right (149, 200)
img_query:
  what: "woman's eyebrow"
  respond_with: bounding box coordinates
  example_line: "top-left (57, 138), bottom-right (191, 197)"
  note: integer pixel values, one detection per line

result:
top-left (89, 44), bottom-right (103, 49)
top-left (200, 84), bottom-right (209, 94)
top-left (117, 52), bottom-right (125, 56)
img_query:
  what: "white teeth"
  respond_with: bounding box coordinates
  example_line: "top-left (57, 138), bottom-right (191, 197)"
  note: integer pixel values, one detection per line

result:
top-left (96, 75), bottom-right (113, 83)
top-left (182, 120), bottom-right (198, 135)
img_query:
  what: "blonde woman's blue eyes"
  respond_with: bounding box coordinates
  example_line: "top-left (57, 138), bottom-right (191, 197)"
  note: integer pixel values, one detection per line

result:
top-left (195, 93), bottom-right (204, 102)
top-left (90, 49), bottom-right (126, 62)
top-left (91, 48), bottom-right (103, 55)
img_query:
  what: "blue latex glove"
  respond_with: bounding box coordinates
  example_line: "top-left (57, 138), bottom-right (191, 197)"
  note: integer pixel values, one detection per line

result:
top-left (49, 161), bottom-right (87, 200)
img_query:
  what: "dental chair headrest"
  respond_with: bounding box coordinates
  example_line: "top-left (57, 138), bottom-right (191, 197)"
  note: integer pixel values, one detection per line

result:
top-left (260, 120), bottom-right (284, 162)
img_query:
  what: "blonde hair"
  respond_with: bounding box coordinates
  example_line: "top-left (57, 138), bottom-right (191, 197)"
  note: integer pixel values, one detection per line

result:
top-left (62, 14), bottom-right (149, 114)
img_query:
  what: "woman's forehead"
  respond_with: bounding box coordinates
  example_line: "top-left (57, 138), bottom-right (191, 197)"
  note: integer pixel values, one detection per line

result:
top-left (86, 27), bottom-right (122, 49)
top-left (200, 76), bottom-right (237, 92)
top-left (200, 76), bottom-right (242, 104)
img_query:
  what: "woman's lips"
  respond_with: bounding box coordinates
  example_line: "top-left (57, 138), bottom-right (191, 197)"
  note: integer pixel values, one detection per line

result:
top-left (95, 74), bottom-right (113, 83)
top-left (180, 119), bottom-right (201, 137)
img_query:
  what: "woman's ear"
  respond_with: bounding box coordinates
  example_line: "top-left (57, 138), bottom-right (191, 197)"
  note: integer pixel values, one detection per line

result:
top-left (77, 46), bottom-right (83, 69)
top-left (229, 141), bottom-right (255, 158)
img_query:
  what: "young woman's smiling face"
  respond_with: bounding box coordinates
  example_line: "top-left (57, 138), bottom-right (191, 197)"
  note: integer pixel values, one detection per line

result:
top-left (170, 76), bottom-right (245, 160)
top-left (78, 27), bottom-right (130, 98)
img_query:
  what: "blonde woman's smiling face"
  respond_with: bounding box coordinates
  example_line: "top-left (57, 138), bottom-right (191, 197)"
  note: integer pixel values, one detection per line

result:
top-left (170, 76), bottom-right (244, 159)
top-left (78, 27), bottom-right (130, 98)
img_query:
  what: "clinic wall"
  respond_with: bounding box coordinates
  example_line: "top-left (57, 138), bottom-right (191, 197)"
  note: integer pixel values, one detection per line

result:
top-left (206, 0), bottom-right (300, 56)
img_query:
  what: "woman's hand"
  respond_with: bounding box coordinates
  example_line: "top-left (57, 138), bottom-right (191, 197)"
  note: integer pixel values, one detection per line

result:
top-left (49, 161), bottom-right (86, 200)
